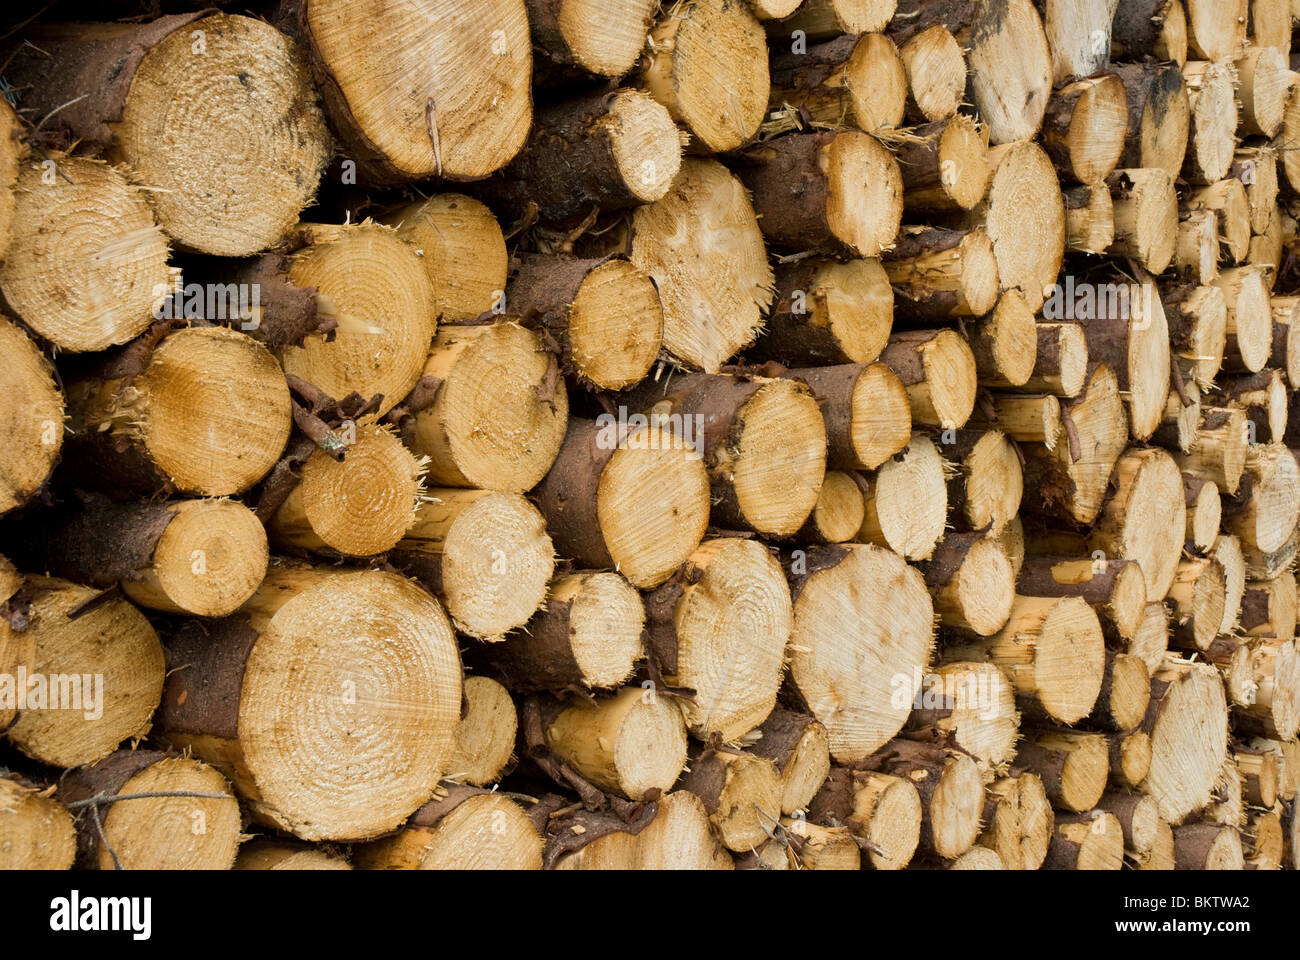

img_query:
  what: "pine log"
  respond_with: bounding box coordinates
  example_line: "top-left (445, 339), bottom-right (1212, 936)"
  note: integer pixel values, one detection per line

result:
top-left (1041, 0), bottom-right (1120, 84)
top-left (482, 572), bottom-right (644, 692)
top-left (1113, 61), bottom-right (1190, 176)
top-left (748, 709), bottom-right (832, 815)
top-left (645, 538), bottom-right (792, 740)
top-left (1182, 59), bottom-right (1240, 184)
top-left (787, 544), bottom-right (935, 763)
top-left (411, 321), bottom-right (568, 493)
top-left (1224, 443), bottom-right (1300, 563)
top-left (279, 222), bottom-right (438, 417)
top-left (1173, 821), bottom-right (1245, 869)
top-left (1165, 283), bottom-right (1227, 387)
top-left (1098, 788), bottom-right (1161, 858)
top-left (3, 576), bottom-right (164, 769)
top-left (506, 254), bottom-right (662, 391)
top-left (1044, 811), bottom-right (1124, 869)
top-left (1236, 746), bottom-right (1280, 807)
top-left (1167, 556), bottom-right (1228, 650)
top-left (1123, 603), bottom-right (1173, 676)
top-left (786, 362), bottom-right (912, 469)
top-left (897, 24), bottom-right (967, 122)
top-left (1106, 168), bottom-right (1179, 273)
top-left (1091, 448), bottom-right (1186, 598)
top-left (1111, 0), bottom-right (1189, 63)
top-left (235, 840), bottom-right (352, 870)
top-left (1250, 0), bottom-right (1290, 53)
top-left (774, 0), bottom-right (897, 39)
top-left (1017, 728), bottom-right (1109, 812)
top-left (1175, 405), bottom-right (1248, 495)
top-left (159, 566), bottom-right (462, 840)
top-left (0, 98), bottom-right (24, 261)
top-left (923, 532), bottom-right (1016, 635)
top-left (1090, 652), bottom-right (1152, 733)
top-left (641, 0), bottom-right (769, 152)
top-left (767, 32), bottom-right (906, 134)
top-left (1237, 45), bottom-right (1290, 136)
top-left (796, 470), bottom-right (866, 543)
top-left (393, 489), bottom-right (555, 641)
top-left (965, 0), bottom-right (1053, 144)
top-left (897, 115), bottom-right (990, 213)
top-left (526, 0), bottom-right (660, 77)
top-left (1173, 210), bottom-right (1220, 284)
top-left (1021, 323), bottom-right (1092, 399)
top-left (296, 0), bottom-right (531, 184)
top-left (1135, 817), bottom-right (1177, 868)
top-left (485, 88), bottom-right (682, 227)
top-left (1020, 364), bottom-right (1128, 526)
top-left (551, 791), bottom-right (733, 869)
top-left (1218, 267), bottom-right (1277, 374)
top-left (13, 495), bottom-right (267, 618)
top-left (1234, 638), bottom-right (1300, 740)
top-left (386, 194), bottom-right (508, 323)
top-left (879, 328), bottom-right (978, 429)
top-left (354, 788), bottom-right (542, 870)
top-left (0, 775), bottom-right (76, 870)
top-left (0, 157), bottom-right (172, 352)
top-left (0, 316), bottom-right (64, 514)
top-left (622, 372), bottom-right (827, 538)
top-left (535, 418), bottom-right (711, 589)
top-left (1063, 181), bottom-right (1116, 254)
top-left (884, 227), bottom-right (1000, 320)
top-left (1, 13), bottom-right (329, 255)
top-left (1042, 74), bottom-right (1128, 183)
top-left (809, 767), bottom-right (922, 869)
top-left (907, 660), bottom-right (1019, 773)
top-left (977, 773), bottom-right (1053, 870)
top-left (947, 430), bottom-right (1024, 536)
top-left (270, 423), bottom-right (423, 558)
top-left (1215, 369), bottom-right (1288, 443)
top-left (1142, 659), bottom-right (1231, 823)
top-left (947, 595), bottom-right (1105, 724)
top-left (1186, 0), bottom-right (1248, 59)
top-left (1186, 177), bottom-right (1251, 263)
top-left (1271, 296), bottom-right (1300, 389)
top-left (1233, 145), bottom-right (1280, 234)
top-left (58, 750), bottom-right (240, 870)
top-left (782, 820), bottom-right (862, 869)
top-left (541, 687), bottom-right (688, 801)
top-left (966, 394), bottom-right (1061, 448)
top-left (976, 140), bottom-right (1066, 312)
top-left (737, 130), bottom-right (903, 257)
top-left (678, 748), bottom-right (782, 852)
top-left (750, 257), bottom-right (893, 366)
top-left (967, 291), bottom-right (1039, 389)
top-left (626, 159), bottom-right (773, 372)
top-left (445, 677), bottom-right (517, 787)
top-left (856, 433), bottom-right (948, 560)
top-left (1110, 728), bottom-right (1153, 789)
top-left (1017, 556), bottom-right (1147, 641)
top-left (876, 739), bottom-right (984, 861)
top-left (1185, 475), bottom-right (1223, 552)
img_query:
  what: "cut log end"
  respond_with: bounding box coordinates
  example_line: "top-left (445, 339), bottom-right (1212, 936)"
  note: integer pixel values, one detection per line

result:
top-left (446, 676), bottom-right (517, 786)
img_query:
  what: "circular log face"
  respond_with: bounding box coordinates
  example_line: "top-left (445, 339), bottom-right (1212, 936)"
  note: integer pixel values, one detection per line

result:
top-left (0, 317), bottom-right (63, 513)
top-left (5, 579), bottom-right (165, 769)
top-left (0, 779), bottom-right (76, 870)
top-left (0, 157), bottom-right (171, 353)
top-left (790, 544), bottom-right (934, 763)
top-left (238, 570), bottom-right (462, 840)
top-left (118, 14), bottom-right (331, 256)
top-left (306, 0), bottom-right (532, 181)
top-left (1146, 662), bottom-right (1229, 824)
top-left (140, 327), bottom-right (293, 497)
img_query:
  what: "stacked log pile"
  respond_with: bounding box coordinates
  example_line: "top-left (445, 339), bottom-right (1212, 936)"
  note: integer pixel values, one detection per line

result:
top-left (1, 0), bottom-right (1300, 871)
